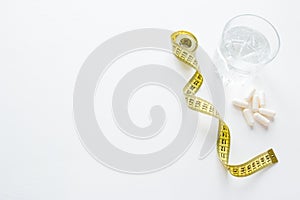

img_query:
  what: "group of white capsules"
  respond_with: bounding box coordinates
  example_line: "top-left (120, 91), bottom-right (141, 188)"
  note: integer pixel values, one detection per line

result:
top-left (232, 88), bottom-right (276, 128)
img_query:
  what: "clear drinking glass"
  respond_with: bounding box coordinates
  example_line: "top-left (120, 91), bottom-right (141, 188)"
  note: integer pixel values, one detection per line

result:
top-left (214, 14), bottom-right (280, 83)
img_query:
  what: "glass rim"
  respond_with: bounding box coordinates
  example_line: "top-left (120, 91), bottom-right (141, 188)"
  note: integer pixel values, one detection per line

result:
top-left (222, 14), bottom-right (281, 65)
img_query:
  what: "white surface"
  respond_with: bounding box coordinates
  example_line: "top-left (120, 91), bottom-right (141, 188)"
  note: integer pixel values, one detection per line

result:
top-left (1, 0), bottom-right (300, 199)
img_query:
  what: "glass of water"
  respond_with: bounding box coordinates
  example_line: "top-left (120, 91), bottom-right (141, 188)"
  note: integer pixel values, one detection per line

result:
top-left (215, 14), bottom-right (280, 83)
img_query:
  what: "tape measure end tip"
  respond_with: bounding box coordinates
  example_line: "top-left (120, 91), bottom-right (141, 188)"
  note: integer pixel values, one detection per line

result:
top-left (267, 148), bottom-right (278, 164)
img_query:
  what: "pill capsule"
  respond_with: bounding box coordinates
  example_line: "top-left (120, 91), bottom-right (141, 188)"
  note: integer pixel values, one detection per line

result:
top-left (242, 109), bottom-right (255, 127)
top-left (259, 108), bottom-right (276, 118)
top-left (246, 88), bottom-right (256, 102)
top-left (252, 95), bottom-right (260, 112)
top-left (253, 113), bottom-right (270, 127)
top-left (258, 91), bottom-right (266, 107)
top-left (232, 99), bottom-right (249, 109)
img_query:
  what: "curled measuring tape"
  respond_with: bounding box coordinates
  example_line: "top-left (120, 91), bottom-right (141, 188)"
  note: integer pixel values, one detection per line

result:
top-left (171, 30), bottom-right (278, 177)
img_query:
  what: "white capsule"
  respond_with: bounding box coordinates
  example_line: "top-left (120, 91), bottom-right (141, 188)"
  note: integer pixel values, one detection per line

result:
top-left (258, 91), bottom-right (266, 107)
top-left (232, 99), bottom-right (249, 109)
top-left (252, 95), bottom-right (260, 112)
top-left (242, 109), bottom-right (255, 127)
top-left (253, 113), bottom-right (270, 127)
top-left (246, 88), bottom-right (256, 102)
top-left (259, 108), bottom-right (276, 118)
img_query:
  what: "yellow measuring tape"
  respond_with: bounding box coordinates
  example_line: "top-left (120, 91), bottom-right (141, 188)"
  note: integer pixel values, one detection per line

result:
top-left (171, 30), bottom-right (278, 177)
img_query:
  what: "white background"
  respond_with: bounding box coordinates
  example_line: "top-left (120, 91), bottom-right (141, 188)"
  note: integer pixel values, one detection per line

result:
top-left (1, 0), bottom-right (300, 199)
